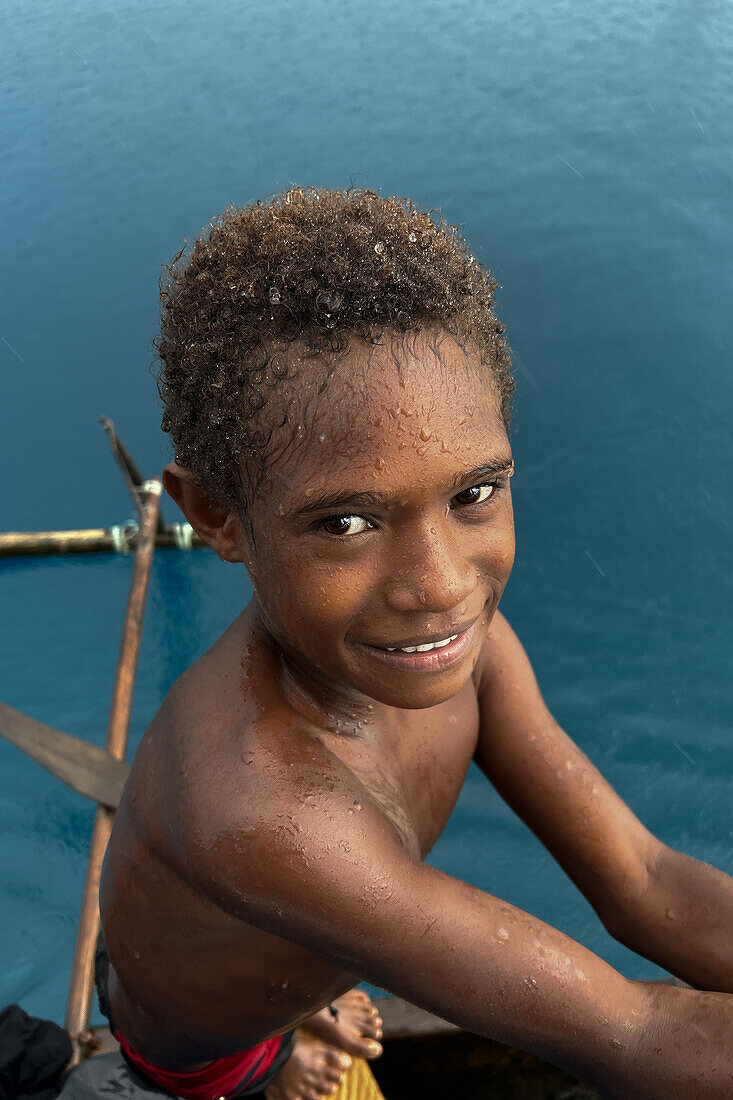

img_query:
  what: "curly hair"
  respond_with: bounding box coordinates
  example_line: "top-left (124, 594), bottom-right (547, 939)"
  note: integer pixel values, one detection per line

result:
top-left (156, 186), bottom-right (514, 509)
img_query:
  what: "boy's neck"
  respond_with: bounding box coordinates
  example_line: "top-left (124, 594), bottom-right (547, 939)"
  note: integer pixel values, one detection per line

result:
top-left (249, 609), bottom-right (386, 737)
top-left (279, 655), bottom-right (383, 739)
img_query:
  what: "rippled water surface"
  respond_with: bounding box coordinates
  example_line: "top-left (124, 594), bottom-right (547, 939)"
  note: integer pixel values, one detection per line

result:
top-left (1, 0), bottom-right (731, 1021)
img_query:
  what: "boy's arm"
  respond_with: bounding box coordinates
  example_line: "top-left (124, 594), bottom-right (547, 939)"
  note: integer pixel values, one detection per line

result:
top-left (473, 610), bottom-right (733, 994)
top-left (197, 744), bottom-right (731, 1099)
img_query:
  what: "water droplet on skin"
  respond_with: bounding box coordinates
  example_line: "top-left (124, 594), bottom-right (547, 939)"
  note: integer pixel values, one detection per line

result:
top-left (278, 504), bottom-right (285, 515)
top-left (374, 241), bottom-right (385, 254)
top-left (419, 573), bottom-right (428, 583)
top-left (375, 457), bottom-right (386, 470)
top-left (665, 908), bottom-right (676, 920)
top-left (318, 434), bottom-right (325, 443)
top-left (353, 801), bottom-right (362, 811)
top-left (420, 426), bottom-right (431, 441)
top-left (419, 591), bottom-right (429, 604)
top-left (417, 447), bottom-right (426, 456)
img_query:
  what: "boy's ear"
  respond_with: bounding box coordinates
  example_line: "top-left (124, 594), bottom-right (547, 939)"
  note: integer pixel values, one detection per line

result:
top-left (162, 462), bottom-right (250, 565)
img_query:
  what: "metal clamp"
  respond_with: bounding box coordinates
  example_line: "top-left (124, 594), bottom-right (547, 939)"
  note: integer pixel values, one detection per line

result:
top-left (109, 522), bottom-right (139, 554)
top-left (172, 523), bottom-right (194, 550)
top-left (139, 479), bottom-right (163, 498)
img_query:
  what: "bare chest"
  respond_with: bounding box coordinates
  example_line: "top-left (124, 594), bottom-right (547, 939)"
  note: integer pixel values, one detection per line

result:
top-left (335, 685), bottom-right (480, 859)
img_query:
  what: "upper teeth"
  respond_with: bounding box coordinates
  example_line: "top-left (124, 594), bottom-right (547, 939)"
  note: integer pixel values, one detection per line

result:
top-left (385, 634), bottom-right (458, 653)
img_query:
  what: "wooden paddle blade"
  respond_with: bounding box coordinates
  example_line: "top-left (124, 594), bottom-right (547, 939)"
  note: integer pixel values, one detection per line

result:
top-left (0, 701), bottom-right (130, 808)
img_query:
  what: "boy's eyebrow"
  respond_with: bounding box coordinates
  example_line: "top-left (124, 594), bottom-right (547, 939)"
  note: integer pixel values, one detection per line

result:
top-left (293, 456), bottom-right (514, 516)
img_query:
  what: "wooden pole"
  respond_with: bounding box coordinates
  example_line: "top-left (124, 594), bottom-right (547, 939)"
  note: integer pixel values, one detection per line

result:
top-left (64, 480), bottom-right (162, 1066)
top-left (100, 417), bottom-right (167, 537)
top-left (0, 526), bottom-right (203, 556)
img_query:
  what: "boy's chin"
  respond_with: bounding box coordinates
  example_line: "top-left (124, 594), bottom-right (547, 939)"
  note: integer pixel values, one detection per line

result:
top-left (352, 668), bottom-right (473, 711)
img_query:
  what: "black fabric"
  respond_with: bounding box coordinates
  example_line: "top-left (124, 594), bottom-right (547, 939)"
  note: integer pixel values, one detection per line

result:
top-left (0, 1004), bottom-right (72, 1100)
top-left (58, 1052), bottom-right (167, 1098)
top-left (229, 1029), bottom-right (295, 1099)
top-left (93, 935), bottom-right (113, 1032)
top-left (94, 934), bottom-right (295, 1098)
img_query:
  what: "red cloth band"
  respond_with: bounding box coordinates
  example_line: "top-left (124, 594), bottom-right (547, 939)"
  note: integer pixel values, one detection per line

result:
top-left (115, 1031), bottom-right (283, 1099)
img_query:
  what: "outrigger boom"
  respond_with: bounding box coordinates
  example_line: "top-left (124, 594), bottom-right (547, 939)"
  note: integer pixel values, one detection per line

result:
top-left (0, 418), bottom-right (205, 557)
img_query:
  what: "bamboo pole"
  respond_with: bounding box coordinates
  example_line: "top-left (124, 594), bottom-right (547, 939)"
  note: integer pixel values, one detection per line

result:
top-left (0, 525), bottom-right (204, 557)
top-left (64, 480), bottom-right (162, 1066)
top-left (100, 417), bottom-right (167, 537)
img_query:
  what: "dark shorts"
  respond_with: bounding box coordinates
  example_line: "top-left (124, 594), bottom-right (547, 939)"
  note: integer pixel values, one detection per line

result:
top-left (94, 934), bottom-right (294, 1099)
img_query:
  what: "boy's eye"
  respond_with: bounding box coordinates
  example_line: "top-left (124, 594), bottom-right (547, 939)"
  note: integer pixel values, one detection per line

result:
top-left (320, 514), bottom-right (371, 537)
top-left (452, 483), bottom-right (496, 507)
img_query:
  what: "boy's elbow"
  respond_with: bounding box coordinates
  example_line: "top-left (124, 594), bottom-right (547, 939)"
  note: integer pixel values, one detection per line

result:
top-left (595, 841), bottom-right (670, 948)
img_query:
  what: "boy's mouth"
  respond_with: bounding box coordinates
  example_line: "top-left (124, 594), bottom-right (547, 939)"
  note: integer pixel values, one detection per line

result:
top-left (355, 621), bottom-right (478, 671)
top-left (384, 633), bottom-right (458, 653)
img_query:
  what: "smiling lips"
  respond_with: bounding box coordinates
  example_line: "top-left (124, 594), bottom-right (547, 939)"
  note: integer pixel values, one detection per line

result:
top-left (358, 622), bottom-right (478, 670)
top-left (384, 633), bottom-right (458, 653)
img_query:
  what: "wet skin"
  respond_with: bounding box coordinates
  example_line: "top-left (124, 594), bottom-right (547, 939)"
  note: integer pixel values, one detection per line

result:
top-left (101, 334), bottom-right (733, 1097)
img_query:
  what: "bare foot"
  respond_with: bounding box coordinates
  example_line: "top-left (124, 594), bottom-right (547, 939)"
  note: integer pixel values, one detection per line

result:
top-left (265, 1032), bottom-right (352, 1100)
top-left (302, 989), bottom-right (383, 1060)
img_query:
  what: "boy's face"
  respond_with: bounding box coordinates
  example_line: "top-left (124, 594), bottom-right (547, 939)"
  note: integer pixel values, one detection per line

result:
top-left (240, 331), bottom-right (515, 711)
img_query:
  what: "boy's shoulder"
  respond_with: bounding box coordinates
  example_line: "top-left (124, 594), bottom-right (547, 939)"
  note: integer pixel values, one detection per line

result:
top-left (126, 613), bottom-right (379, 852)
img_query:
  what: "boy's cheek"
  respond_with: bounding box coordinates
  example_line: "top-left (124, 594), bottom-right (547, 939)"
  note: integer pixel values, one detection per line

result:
top-left (497, 536), bottom-right (515, 581)
top-left (257, 558), bottom-right (367, 639)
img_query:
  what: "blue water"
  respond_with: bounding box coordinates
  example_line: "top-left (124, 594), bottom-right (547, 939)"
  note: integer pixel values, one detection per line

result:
top-left (1, 0), bottom-right (731, 1023)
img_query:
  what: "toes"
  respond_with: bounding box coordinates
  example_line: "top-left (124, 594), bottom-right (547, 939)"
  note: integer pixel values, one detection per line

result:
top-left (338, 990), bottom-right (371, 1009)
top-left (329, 1029), bottom-right (376, 1058)
top-left (305, 1077), bottom-right (337, 1097)
top-left (342, 1031), bottom-right (382, 1059)
top-left (326, 1048), bottom-right (353, 1071)
top-left (306, 1068), bottom-right (343, 1098)
top-left (361, 1013), bottom-right (383, 1039)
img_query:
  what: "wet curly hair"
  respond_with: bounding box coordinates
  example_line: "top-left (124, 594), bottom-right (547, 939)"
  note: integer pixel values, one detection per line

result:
top-left (156, 186), bottom-right (513, 509)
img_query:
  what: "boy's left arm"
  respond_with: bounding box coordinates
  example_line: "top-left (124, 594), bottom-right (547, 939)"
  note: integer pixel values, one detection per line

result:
top-left (474, 610), bottom-right (733, 994)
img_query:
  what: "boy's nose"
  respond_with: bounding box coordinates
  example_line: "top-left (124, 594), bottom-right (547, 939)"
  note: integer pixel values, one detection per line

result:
top-left (384, 524), bottom-right (477, 614)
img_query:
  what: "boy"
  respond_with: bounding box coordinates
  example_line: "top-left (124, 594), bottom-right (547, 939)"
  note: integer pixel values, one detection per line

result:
top-left (100, 188), bottom-right (733, 1099)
